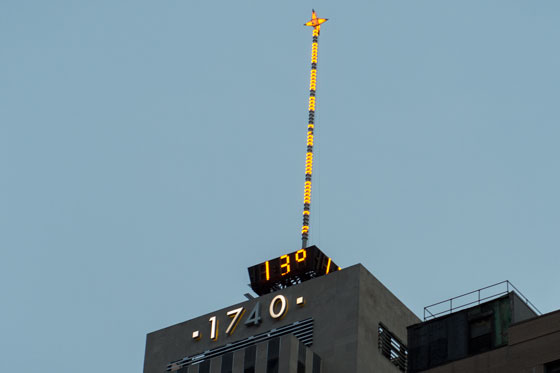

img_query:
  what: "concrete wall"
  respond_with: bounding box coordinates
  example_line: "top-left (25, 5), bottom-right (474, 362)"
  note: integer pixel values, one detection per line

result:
top-left (510, 292), bottom-right (538, 324)
top-left (144, 264), bottom-right (420, 373)
top-left (356, 266), bottom-right (420, 372)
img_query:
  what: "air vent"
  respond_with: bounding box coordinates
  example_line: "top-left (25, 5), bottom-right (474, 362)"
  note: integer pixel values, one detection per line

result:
top-left (378, 323), bottom-right (407, 372)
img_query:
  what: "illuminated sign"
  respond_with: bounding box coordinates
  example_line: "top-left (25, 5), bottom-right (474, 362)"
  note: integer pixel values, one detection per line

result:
top-left (168, 295), bottom-right (315, 370)
top-left (188, 294), bottom-right (299, 344)
top-left (247, 246), bottom-right (340, 295)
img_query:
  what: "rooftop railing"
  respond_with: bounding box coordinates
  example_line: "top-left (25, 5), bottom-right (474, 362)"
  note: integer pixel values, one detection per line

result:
top-left (423, 280), bottom-right (541, 321)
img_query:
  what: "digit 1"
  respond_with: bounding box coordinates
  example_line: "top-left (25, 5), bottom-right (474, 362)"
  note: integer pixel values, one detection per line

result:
top-left (209, 316), bottom-right (218, 341)
top-left (326, 257), bottom-right (332, 274)
top-left (265, 261), bottom-right (270, 281)
top-left (280, 254), bottom-right (290, 275)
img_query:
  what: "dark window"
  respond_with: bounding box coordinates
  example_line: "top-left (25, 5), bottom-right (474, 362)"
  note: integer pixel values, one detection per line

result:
top-left (177, 367), bottom-right (189, 373)
top-left (297, 342), bottom-right (306, 373)
top-left (267, 337), bottom-right (280, 373)
top-left (199, 360), bottom-right (210, 373)
top-left (546, 359), bottom-right (560, 373)
top-left (244, 345), bottom-right (256, 373)
top-left (312, 352), bottom-right (321, 373)
top-left (221, 352), bottom-right (233, 373)
top-left (468, 315), bottom-right (493, 354)
top-left (430, 338), bottom-right (447, 367)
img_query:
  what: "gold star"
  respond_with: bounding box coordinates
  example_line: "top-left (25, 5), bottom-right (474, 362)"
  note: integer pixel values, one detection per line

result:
top-left (304, 9), bottom-right (328, 33)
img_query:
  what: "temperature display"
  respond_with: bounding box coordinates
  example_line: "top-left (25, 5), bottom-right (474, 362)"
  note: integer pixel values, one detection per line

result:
top-left (247, 246), bottom-right (340, 295)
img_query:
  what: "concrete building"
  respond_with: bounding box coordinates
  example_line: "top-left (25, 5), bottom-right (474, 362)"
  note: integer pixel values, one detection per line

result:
top-left (144, 257), bottom-right (559, 373)
top-left (408, 291), bottom-right (560, 373)
top-left (143, 264), bottom-right (419, 373)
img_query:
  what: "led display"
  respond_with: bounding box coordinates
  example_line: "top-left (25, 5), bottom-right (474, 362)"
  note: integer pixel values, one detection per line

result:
top-left (247, 246), bottom-right (340, 295)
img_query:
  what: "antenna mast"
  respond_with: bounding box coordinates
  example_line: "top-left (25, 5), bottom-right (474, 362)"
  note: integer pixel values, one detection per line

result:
top-left (301, 10), bottom-right (328, 248)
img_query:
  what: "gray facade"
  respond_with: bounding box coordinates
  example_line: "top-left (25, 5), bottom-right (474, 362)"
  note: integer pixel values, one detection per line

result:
top-left (412, 309), bottom-right (560, 373)
top-left (408, 294), bottom-right (560, 373)
top-left (143, 264), bottom-right (420, 373)
top-left (169, 334), bottom-right (320, 373)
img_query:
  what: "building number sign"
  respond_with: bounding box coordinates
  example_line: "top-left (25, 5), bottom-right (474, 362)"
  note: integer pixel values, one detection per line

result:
top-left (192, 295), bottom-right (304, 342)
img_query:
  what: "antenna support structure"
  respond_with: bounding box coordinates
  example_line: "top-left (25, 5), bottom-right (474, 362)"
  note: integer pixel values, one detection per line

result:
top-left (301, 10), bottom-right (328, 249)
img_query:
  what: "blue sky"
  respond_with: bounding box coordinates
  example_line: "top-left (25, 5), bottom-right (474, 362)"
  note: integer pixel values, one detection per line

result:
top-left (1, 1), bottom-right (559, 372)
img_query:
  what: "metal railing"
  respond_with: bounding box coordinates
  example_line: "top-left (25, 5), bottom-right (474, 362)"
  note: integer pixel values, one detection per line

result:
top-left (423, 280), bottom-right (541, 321)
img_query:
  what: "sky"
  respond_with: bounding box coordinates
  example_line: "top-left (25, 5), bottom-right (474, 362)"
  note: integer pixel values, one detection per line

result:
top-left (1, 1), bottom-right (559, 372)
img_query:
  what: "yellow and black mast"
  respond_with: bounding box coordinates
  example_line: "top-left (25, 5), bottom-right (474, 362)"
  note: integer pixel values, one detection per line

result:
top-left (301, 10), bottom-right (327, 248)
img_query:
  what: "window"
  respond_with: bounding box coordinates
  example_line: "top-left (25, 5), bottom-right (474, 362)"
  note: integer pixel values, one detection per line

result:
top-left (468, 314), bottom-right (493, 354)
top-left (312, 353), bottom-right (321, 373)
top-left (267, 337), bottom-right (280, 373)
top-left (546, 359), bottom-right (560, 373)
top-left (244, 345), bottom-right (256, 373)
top-left (199, 360), bottom-right (210, 373)
top-left (297, 342), bottom-right (306, 373)
top-left (221, 352), bottom-right (233, 373)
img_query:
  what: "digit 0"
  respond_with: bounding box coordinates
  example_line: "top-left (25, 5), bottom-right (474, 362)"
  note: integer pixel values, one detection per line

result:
top-left (269, 295), bottom-right (288, 319)
top-left (295, 249), bottom-right (307, 262)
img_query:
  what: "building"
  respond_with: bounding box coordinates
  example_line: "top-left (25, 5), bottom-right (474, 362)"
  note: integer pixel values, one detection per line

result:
top-left (143, 262), bottom-right (419, 373)
top-left (143, 250), bottom-right (560, 373)
top-left (408, 285), bottom-right (560, 373)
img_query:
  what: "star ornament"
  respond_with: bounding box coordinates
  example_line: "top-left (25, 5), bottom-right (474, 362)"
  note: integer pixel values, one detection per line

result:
top-left (304, 9), bottom-right (328, 33)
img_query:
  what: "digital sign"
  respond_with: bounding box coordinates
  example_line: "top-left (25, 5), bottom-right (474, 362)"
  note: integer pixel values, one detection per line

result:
top-left (247, 246), bottom-right (340, 295)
